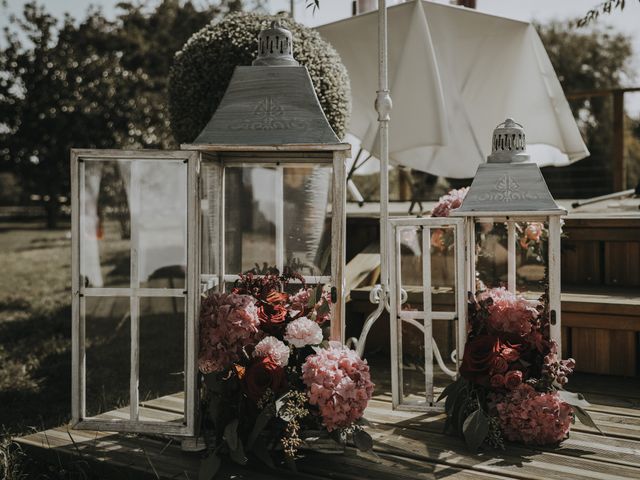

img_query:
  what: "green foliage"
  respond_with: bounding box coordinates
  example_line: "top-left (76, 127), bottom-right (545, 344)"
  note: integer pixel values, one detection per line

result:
top-left (574, 0), bottom-right (639, 27)
top-left (0, 1), bottom-right (237, 227)
top-left (168, 12), bottom-right (351, 144)
top-left (537, 21), bottom-right (637, 192)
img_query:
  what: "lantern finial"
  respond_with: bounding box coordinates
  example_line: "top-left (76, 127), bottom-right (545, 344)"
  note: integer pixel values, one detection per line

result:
top-left (487, 118), bottom-right (530, 164)
top-left (252, 20), bottom-right (299, 67)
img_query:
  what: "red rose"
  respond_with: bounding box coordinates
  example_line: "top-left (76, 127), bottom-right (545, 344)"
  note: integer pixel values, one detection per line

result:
top-left (490, 374), bottom-right (505, 389)
top-left (501, 347), bottom-right (520, 362)
top-left (504, 370), bottom-right (523, 389)
top-left (491, 355), bottom-right (509, 374)
top-left (460, 335), bottom-right (501, 385)
top-left (243, 356), bottom-right (288, 403)
top-left (258, 303), bottom-right (288, 326)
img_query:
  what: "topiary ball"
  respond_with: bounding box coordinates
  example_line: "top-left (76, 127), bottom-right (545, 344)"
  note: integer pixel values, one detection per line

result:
top-left (168, 12), bottom-right (351, 145)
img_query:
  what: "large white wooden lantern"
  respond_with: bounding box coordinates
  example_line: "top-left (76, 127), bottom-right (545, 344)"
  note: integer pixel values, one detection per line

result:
top-left (70, 21), bottom-right (349, 438)
top-left (452, 118), bottom-right (565, 359)
top-left (389, 118), bottom-right (565, 411)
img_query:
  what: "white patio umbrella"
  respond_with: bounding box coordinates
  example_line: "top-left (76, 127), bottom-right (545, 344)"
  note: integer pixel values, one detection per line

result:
top-left (317, 0), bottom-right (589, 178)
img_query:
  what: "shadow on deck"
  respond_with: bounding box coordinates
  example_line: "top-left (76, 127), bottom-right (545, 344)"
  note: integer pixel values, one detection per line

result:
top-left (13, 369), bottom-right (640, 480)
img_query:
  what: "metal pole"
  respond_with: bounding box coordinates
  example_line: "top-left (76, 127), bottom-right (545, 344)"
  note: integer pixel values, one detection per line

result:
top-left (355, 0), bottom-right (392, 358)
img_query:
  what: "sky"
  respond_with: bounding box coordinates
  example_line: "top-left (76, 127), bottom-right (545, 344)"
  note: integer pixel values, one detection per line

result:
top-left (2, 0), bottom-right (640, 113)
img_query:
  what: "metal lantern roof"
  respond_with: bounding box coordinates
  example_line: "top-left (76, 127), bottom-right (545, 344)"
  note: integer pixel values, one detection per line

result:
top-left (452, 119), bottom-right (566, 216)
top-left (184, 21), bottom-right (342, 148)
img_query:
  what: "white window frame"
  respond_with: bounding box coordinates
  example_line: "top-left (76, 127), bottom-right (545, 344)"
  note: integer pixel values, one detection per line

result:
top-left (70, 149), bottom-right (200, 436)
top-left (464, 215), bottom-right (562, 358)
top-left (388, 217), bottom-right (466, 412)
top-left (201, 152), bottom-right (346, 341)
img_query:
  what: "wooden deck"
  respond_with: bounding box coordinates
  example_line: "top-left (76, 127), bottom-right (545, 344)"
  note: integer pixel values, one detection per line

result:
top-left (14, 372), bottom-right (640, 479)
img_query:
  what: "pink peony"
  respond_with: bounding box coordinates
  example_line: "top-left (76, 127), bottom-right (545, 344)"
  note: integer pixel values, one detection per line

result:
top-left (431, 187), bottom-right (469, 218)
top-left (198, 292), bottom-right (262, 374)
top-left (478, 288), bottom-right (538, 336)
top-left (313, 289), bottom-right (333, 325)
top-left (302, 342), bottom-right (374, 431)
top-left (253, 336), bottom-right (290, 367)
top-left (525, 223), bottom-right (544, 242)
top-left (290, 288), bottom-right (311, 314)
top-left (285, 317), bottom-right (324, 348)
top-left (495, 384), bottom-right (572, 445)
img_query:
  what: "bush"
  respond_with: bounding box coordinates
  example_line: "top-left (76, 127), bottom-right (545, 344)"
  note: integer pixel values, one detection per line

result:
top-left (168, 12), bottom-right (351, 144)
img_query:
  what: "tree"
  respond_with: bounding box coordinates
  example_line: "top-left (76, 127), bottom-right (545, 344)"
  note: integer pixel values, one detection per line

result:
top-left (536, 22), bottom-right (635, 195)
top-left (168, 12), bottom-right (351, 145)
top-left (0, 1), bottom-right (243, 227)
top-left (576, 0), bottom-right (640, 27)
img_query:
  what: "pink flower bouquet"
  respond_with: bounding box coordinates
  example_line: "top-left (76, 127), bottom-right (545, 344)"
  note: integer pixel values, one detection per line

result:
top-left (441, 287), bottom-right (595, 450)
top-left (197, 270), bottom-right (374, 472)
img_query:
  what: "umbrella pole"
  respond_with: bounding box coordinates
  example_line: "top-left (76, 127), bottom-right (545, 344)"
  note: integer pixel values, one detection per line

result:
top-left (355, 0), bottom-right (392, 358)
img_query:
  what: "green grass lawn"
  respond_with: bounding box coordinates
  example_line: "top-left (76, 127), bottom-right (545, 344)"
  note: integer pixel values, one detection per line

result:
top-left (0, 220), bottom-right (186, 478)
top-left (0, 221), bottom-right (74, 478)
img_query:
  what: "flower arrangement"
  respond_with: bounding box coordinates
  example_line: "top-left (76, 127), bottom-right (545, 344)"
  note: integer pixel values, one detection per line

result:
top-left (198, 269), bottom-right (374, 477)
top-left (440, 288), bottom-right (597, 450)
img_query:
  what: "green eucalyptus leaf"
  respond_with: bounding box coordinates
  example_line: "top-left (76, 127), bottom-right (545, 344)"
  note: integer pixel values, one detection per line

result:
top-left (248, 405), bottom-right (274, 449)
top-left (573, 405), bottom-right (603, 434)
top-left (557, 390), bottom-right (590, 408)
top-left (251, 435), bottom-right (275, 468)
top-left (229, 439), bottom-right (248, 466)
top-left (223, 418), bottom-right (239, 452)
top-left (353, 429), bottom-right (374, 452)
top-left (462, 408), bottom-right (490, 452)
top-left (198, 452), bottom-right (221, 480)
top-left (438, 378), bottom-right (461, 403)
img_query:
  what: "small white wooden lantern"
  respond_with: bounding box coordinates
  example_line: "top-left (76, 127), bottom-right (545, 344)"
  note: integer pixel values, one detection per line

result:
top-left (70, 22), bottom-right (349, 438)
top-left (389, 118), bottom-right (565, 412)
top-left (451, 118), bottom-right (566, 358)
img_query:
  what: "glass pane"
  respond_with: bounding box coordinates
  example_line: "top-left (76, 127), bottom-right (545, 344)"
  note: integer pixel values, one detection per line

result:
top-left (201, 162), bottom-right (220, 279)
top-left (138, 297), bottom-right (185, 423)
top-left (85, 296), bottom-right (130, 419)
top-left (475, 221), bottom-right (508, 290)
top-left (283, 165), bottom-right (332, 276)
top-left (133, 161), bottom-right (187, 289)
top-left (81, 159), bottom-right (187, 289)
top-left (430, 226), bottom-right (456, 310)
top-left (81, 161), bottom-right (131, 288)
top-left (398, 227), bottom-right (423, 312)
top-left (400, 319), bottom-right (427, 406)
top-left (429, 226), bottom-right (457, 389)
top-left (224, 166), bottom-right (277, 274)
top-left (516, 221), bottom-right (548, 299)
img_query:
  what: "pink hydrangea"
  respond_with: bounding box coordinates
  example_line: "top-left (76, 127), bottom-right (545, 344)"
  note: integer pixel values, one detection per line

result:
top-left (198, 293), bottom-right (262, 374)
top-left (478, 288), bottom-right (538, 336)
top-left (302, 342), bottom-right (374, 431)
top-left (253, 336), bottom-right (290, 367)
top-left (290, 288), bottom-right (311, 314)
top-left (431, 187), bottom-right (469, 217)
top-left (285, 317), bottom-right (324, 348)
top-left (495, 384), bottom-right (573, 445)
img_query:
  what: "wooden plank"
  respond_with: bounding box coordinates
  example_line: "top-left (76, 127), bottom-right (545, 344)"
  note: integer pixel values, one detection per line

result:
top-left (605, 241), bottom-right (640, 287)
top-left (363, 419), bottom-right (640, 479)
top-left (344, 243), bottom-right (380, 298)
top-left (298, 449), bottom-right (516, 480)
top-left (553, 313), bottom-right (640, 332)
top-left (561, 240), bottom-right (600, 286)
top-left (364, 400), bottom-right (640, 472)
top-left (570, 328), bottom-right (636, 376)
top-left (562, 227), bottom-right (640, 242)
